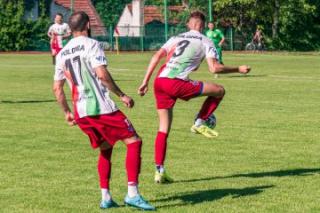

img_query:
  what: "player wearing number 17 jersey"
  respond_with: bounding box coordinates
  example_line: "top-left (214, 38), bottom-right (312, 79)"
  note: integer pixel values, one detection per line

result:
top-left (53, 11), bottom-right (155, 210)
top-left (138, 11), bottom-right (251, 183)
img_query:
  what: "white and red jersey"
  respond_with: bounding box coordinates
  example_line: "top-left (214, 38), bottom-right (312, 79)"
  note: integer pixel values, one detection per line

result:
top-left (54, 36), bottom-right (118, 119)
top-left (158, 30), bottom-right (218, 80)
top-left (48, 23), bottom-right (71, 48)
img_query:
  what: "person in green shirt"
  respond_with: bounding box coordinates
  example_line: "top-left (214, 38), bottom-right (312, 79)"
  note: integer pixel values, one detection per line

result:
top-left (206, 21), bottom-right (225, 64)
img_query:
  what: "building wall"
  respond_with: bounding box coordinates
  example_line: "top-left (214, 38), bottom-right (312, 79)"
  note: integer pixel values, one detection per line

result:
top-left (24, 0), bottom-right (39, 21)
top-left (50, 1), bottom-right (70, 22)
top-left (116, 0), bottom-right (144, 37)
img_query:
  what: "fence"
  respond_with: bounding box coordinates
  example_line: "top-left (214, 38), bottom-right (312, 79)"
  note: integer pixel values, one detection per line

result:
top-left (98, 25), bottom-right (252, 51)
top-left (30, 24), bottom-right (252, 51)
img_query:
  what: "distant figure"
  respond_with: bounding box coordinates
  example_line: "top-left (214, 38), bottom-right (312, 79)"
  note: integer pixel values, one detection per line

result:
top-left (48, 13), bottom-right (71, 64)
top-left (253, 27), bottom-right (264, 51)
top-left (206, 21), bottom-right (225, 64)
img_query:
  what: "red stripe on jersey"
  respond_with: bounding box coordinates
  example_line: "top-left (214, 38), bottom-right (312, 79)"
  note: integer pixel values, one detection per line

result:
top-left (156, 45), bottom-right (177, 77)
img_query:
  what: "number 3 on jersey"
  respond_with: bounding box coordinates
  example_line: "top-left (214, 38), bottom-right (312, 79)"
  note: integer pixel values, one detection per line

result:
top-left (173, 40), bottom-right (190, 57)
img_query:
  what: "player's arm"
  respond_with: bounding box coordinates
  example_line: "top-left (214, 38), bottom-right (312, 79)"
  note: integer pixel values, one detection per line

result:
top-left (207, 57), bottom-right (251, 74)
top-left (53, 80), bottom-right (76, 126)
top-left (218, 31), bottom-right (225, 47)
top-left (47, 27), bottom-right (53, 39)
top-left (63, 24), bottom-right (72, 39)
top-left (95, 65), bottom-right (134, 108)
top-left (62, 32), bottom-right (71, 39)
top-left (138, 48), bottom-right (167, 96)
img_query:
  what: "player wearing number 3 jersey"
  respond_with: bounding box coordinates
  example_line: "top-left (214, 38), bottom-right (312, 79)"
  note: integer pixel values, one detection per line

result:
top-left (53, 11), bottom-right (155, 211)
top-left (138, 11), bottom-right (251, 183)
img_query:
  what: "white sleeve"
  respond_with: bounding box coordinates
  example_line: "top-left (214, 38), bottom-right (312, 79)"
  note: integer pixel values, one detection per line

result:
top-left (161, 37), bottom-right (175, 53)
top-left (48, 25), bottom-right (54, 35)
top-left (54, 55), bottom-right (65, 81)
top-left (65, 23), bottom-right (71, 33)
top-left (89, 41), bottom-right (108, 69)
top-left (204, 39), bottom-right (219, 59)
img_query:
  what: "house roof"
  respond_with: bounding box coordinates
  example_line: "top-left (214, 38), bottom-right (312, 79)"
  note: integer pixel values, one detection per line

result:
top-left (54, 0), bottom-right (106, 36)
top-left (126, 4), bottom-right (185, 24)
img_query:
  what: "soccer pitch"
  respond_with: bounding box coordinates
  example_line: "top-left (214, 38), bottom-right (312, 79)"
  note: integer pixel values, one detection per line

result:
top-left (0, 52), bottom-right (319, 212)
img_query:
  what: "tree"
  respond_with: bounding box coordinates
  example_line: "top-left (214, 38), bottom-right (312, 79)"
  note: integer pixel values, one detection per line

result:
top-left (0, 0), bottom-right (29, 50)
top-left (92, 0), bottom-right (132, 28)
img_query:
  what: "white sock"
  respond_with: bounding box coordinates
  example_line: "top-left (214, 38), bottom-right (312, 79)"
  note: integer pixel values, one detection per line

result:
top-left (156, 165), bottom-right (165, 173)
top-left (195, 118), bottom-right (205, 127)
top-left (128, 184), bottom-right (139, 198)
top-left (101, 188), bottom-right (111, 201)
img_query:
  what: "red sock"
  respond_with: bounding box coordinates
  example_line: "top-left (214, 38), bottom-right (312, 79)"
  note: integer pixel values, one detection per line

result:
top-left (155, 131), bottom-right (168, 166)
top-left (126, 141), bottom-right (142, 184)
top-left (198, 96), bottom-right (223, 120)
top-left (98, 148), bottom-right (113, 189)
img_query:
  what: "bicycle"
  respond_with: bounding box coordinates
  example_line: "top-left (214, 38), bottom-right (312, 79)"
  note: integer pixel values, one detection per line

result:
top-left (245, 40), bottom-right (264, 51)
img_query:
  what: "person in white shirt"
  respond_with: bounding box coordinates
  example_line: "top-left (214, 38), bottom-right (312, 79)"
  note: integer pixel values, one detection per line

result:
top-left (53, 11), bottom-right (155, 211)
top-left (48, 13), bottom-right (71, 64)
top-left (138, 11), bottom-right (251, 184)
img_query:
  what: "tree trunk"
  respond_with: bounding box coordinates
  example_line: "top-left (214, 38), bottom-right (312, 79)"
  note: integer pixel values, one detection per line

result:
top-left (272, 0), bottom-right (280, 39)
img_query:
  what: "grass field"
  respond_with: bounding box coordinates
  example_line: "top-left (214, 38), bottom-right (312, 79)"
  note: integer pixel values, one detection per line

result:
top-left (0, 52), bottom-right (319, 213)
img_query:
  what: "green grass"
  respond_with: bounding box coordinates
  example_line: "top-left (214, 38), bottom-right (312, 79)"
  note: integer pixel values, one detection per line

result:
top-left (0, 52), bottom-right (319, 213)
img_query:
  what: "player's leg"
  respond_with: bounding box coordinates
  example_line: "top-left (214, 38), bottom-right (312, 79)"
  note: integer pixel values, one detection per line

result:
top-left (154, 108), bottom-right (174, 183)
top-left (217, 47), bottom-right (223, 64)
top-left (214, 47), bottom-right (223, 78)
top-left (122, 136), bottom-right (155, 211)
top-left (191, 82), bottom-right (225, 137)
top-left (52, 56), bottom-right (56, 65)
top-left (98, 142), bottom-right (117, 209)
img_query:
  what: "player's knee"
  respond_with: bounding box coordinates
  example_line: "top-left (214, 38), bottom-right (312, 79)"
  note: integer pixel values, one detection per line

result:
top-left (124, 135), bottom-right (142, 145)
top-left (218, 86), bottom-right (225, 98)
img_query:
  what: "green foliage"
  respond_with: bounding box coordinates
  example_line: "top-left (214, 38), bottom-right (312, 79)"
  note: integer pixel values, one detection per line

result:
top-left (26, 0), bottom-right (51, 51)
top-left (0, 0), bottom-right (50, 51)
top-left (276, 0), bottom-right (318, 50)
top-left (0, 0), bottom-right (29, 51)
top-left (92, 0), bottom-right (131, 27)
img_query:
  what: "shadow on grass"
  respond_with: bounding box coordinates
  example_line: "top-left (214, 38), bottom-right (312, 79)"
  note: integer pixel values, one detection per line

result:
top-left (177, 168), bottom-right (320, 183)
top-left (0, 100), bottom-right (56, 104)
top-left (156, 185), bottom-right (273, 208)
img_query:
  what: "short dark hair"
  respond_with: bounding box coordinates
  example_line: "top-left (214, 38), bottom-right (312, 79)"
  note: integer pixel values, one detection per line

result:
top-left (208, 21), bottom-right (214, 24)
top-left (69, 11), bottom-right (90, 32)
top-left (189, 11), bottom-right (206, 24)
top-left (55, 13), bottom-right (63, 18)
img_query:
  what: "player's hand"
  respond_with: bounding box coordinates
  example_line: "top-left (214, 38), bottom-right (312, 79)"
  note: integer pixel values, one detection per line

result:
top-left (239, 65), bottom-right (251, 74)
top-left (138, 83), bottom-right (148, 96)
top-left (120, 95), bottom-right (134, 108)
top-left (65, 111), bottom-right (76, 126)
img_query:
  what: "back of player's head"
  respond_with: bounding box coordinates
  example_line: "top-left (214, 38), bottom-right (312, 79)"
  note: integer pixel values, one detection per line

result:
top-left (69, 11), bottom-right (90, 32)
top-left (189, 11), bottom-right (206, 25)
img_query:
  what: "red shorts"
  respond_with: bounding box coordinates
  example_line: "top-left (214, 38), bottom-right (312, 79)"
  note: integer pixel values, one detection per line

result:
top-left (154, 77), bottom-right (203, 109)
top-left (51, 36), bottom-right (62, 56)
top-left (76, 110), bottom-right (137, 149)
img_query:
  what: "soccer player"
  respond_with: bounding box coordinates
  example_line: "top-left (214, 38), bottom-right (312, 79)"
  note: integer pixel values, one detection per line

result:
top-left (138, 11), bottom-right (250, 183)
top-left (53, 11), bottom-right (155, 211)
top-left (48, 13), bottom-right (71, 65)
top-left (206, 21), bottom-right (225, 64)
